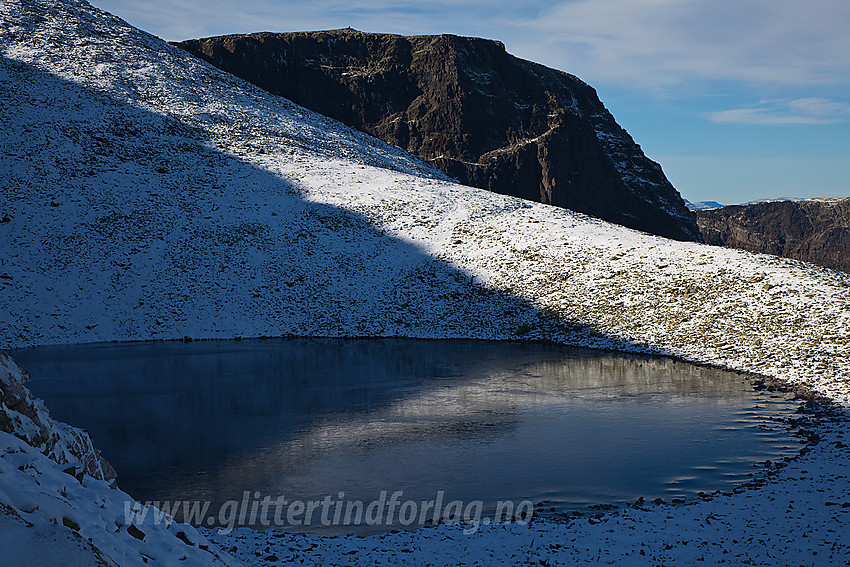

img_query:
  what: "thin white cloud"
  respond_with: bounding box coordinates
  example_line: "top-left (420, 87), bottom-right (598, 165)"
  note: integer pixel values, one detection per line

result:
top-left (508, 0), bottom-right (850, 90)
top-left (786, 97), bottom-right (850, 117)
top-left (707, 98), bottom-right (850, 125)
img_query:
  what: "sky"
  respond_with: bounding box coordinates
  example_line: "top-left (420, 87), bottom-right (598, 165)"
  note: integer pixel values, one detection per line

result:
top-left (90, 0), bottom-right (850, 205)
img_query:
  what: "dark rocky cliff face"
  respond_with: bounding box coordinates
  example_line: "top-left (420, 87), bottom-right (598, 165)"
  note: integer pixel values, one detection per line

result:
top-left (696, 199), bottom-right (850, 273)
top-left (176, 30), bottom-right (700, 241)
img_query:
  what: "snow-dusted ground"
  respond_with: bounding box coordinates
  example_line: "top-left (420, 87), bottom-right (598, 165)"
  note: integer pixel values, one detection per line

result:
top-left (1, 0), bottom-right (849, 564)
top-left (0, 351), bottom-right (237, 566)
top-left (2, 0), bottom-right (848, 403)
top-left (0, 430), bottom-right (238, 566)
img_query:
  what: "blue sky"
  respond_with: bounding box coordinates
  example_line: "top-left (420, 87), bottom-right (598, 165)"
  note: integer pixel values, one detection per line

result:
top-left (91, 0), bottom-right (850, 204)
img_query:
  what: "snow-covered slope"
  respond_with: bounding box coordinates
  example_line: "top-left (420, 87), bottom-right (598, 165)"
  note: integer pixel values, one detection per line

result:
top-left (0, 350), bottom-right (114, 481)
top-left (1, 0), bottom-right (848, 405)
top-left (0, 350), bottom-right (237, 566)
top-left (1, 0), bottom-right (849, 565)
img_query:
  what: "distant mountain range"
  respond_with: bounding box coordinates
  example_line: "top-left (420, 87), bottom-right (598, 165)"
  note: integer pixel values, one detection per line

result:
top-left (687, 198), bottom-right (811, 210)
top-left (176, 30), bottom-right (700, 242)
top-left (696, 198), bottom-right (850, 273)
top-left (685, 200), bottom-right (725, 211)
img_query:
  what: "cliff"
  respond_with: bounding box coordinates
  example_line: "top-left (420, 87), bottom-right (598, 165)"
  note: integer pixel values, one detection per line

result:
top-left (176, 30), bottom-right (700, 241)
top-left (696, 198), bottom-right (850, 273)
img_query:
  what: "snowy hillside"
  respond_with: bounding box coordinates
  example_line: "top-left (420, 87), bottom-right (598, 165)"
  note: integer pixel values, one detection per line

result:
top-left (1, 0), bottom-right (848, 405)
top-left (1, 0), bottom-right (850, 565)
top-left (0, 350), bottom-right (237, 566)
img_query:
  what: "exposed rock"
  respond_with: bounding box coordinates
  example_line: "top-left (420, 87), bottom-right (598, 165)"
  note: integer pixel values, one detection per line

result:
top-left (126, 524), bottom-right (146, 541)
top-left (696, 198), bottom-right (850, 273)
top-left (175, 30), bottom-right (700, 241)
top-left (0, 350), bottom-right (116, 481)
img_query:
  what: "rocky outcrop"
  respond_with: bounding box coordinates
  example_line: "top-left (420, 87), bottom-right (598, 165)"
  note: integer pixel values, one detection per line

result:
top-left (696, 198), bottom-right (850, 273)
top-left (0, 350), bottom-right (116, 481)
top-left (1, 345), bottom-right (236, 566)
top-left (176, 30), bottom-right (700, 241)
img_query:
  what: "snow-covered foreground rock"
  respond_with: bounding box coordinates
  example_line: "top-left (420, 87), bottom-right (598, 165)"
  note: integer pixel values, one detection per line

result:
top-left (1, 0), bottom-right (849, 564)
top-left (0, 350), bottom-right (114, 481)
top-left (0, 350), bottom-right (238, 566)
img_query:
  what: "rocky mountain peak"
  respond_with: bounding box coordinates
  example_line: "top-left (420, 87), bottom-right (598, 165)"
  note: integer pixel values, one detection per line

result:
top-left (176, 30), bottom-right (701, 241)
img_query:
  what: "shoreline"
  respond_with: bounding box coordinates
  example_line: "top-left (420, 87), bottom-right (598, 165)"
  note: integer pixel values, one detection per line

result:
top-left (201, 400), bottom-right (850, 565)
top-left (12, 336), bottom-right (842, 538)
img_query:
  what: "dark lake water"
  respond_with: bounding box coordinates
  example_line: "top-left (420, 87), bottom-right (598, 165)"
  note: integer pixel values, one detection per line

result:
top-left (13, 339), bottom-right (802, 533)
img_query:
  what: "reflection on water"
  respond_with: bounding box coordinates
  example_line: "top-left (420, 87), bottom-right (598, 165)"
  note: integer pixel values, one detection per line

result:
top-left (15, 338), bottom-right (801, 533)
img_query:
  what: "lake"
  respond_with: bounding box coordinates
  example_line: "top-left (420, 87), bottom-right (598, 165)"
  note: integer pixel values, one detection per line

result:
top-left (13, 338), bottom-right (802, 534)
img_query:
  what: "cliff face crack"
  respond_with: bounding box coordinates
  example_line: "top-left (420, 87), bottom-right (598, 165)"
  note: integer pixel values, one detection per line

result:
top-left (175, 30), bottom-right (700, 241)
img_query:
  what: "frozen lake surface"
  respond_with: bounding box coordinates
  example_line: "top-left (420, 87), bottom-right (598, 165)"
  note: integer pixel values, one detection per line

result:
top-left (15, 338), bottom-right (803, 533)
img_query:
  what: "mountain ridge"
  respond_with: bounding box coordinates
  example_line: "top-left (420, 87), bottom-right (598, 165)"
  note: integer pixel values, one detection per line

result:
top-left (696, 197), bottom-right (850, 273)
